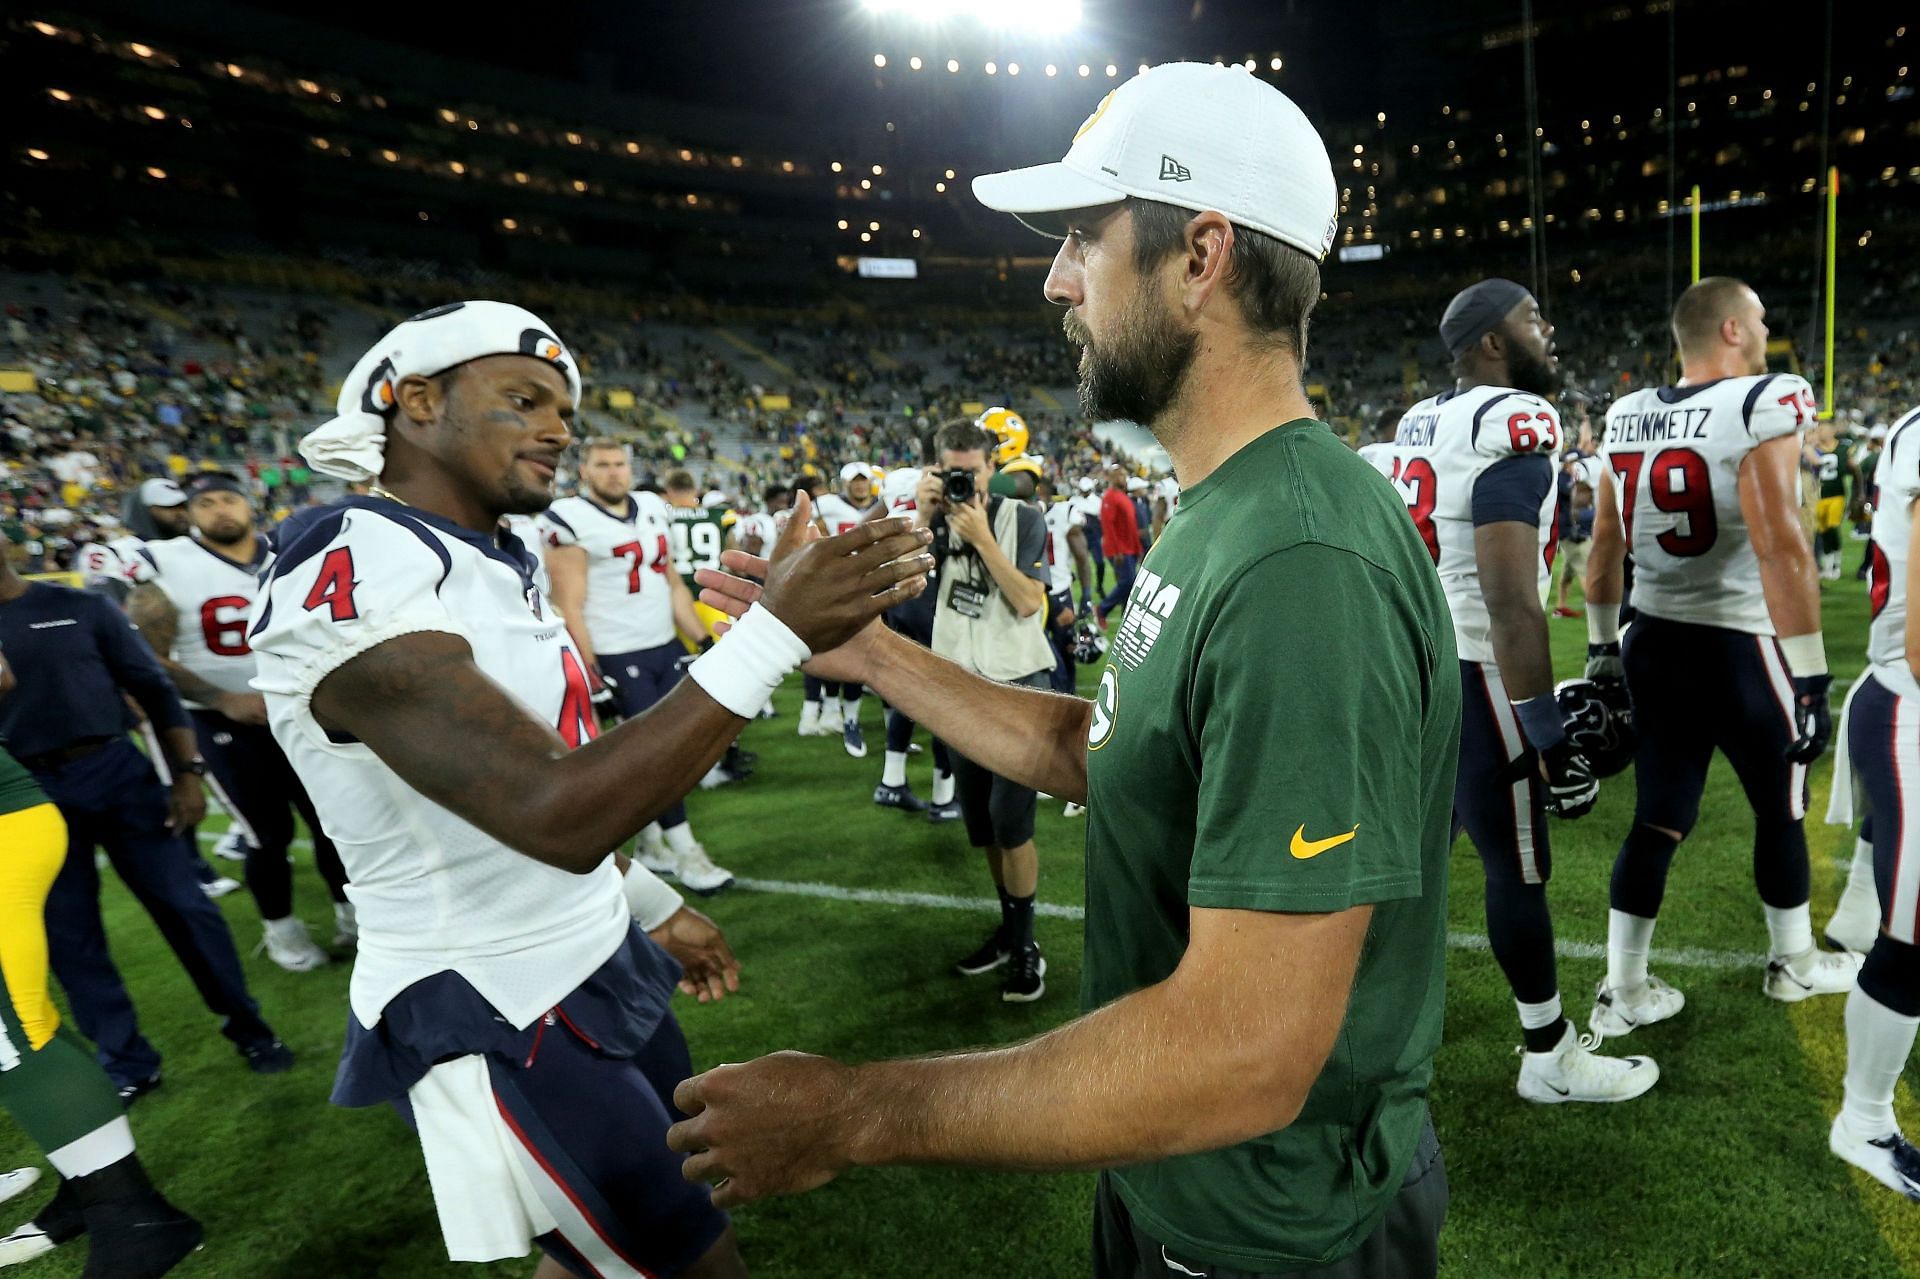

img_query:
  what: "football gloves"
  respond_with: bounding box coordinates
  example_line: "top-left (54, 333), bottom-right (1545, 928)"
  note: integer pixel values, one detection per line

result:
top-left (1540, 738), bottom-right (1600, 819)
top-left (1585, 641), bottom-right (1625, 687)
top-left (1786, 672), bottom-right (1834, 765)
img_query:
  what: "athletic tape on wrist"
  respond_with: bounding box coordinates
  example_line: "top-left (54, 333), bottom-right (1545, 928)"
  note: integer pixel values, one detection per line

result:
top-left (622, 865), bottom-right (684, 931)
top-left (1513, 693), bottom-right (1567, 751)
top-left (1778, 632), bottom-right (1828, 678)
top-left (687, 603), bottom-right (812, 719)
top-left (1587, 604), bottom-right (1622, 647)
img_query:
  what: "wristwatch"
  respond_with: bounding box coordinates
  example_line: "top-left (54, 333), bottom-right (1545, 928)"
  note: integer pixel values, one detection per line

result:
top-left (179, 759), bottom-right (209, 777)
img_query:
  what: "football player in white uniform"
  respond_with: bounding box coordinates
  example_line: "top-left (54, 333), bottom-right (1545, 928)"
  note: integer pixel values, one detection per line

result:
top-left (127, 474), bottom-right (354, 970)
top-left (870, 462), bottom-right (961, 819)
top-left (1391, 279), bottom-right (1651, 1103)
top-left (78, 479), bottom-right (189, 602)
top-left (250, 302), bottom-right (931, 1277)
top-left (1584, 276), bottom-right (1858, 1043)
top-left (805, 463), bottom-right (884, 757)
top-left (1832, 400), bottom-right (1920, 1199)
top-left (1034, 470), bottom-right (1092, 693)
top-left (540, 440), bottom-right (732, 895)
top-left (728, 484), bottom-right (790, 721)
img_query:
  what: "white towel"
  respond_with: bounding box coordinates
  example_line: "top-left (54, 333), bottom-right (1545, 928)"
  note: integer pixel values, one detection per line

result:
top-left (1825, 668), bottom-right (1875, 827)
top-left (302, 300), bottom-right (582, 483)
top-left (410, 1054), bottom-right (554, 1263)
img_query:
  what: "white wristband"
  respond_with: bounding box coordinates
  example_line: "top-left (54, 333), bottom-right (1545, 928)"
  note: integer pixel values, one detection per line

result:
top-left (622, 864), bottom-right (684, 931)
top-left (1587, 604), bottom-right (1622, 646)
top-left (686, 603), bottom-right (811, 719)
top-left (1779, 632), bottom-right (1828, 678)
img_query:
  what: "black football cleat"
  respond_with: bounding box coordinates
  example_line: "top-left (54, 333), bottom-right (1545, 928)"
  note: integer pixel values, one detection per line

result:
top-left (927, 800), bottom-right (963, 824)
top-left (115, 1074), bottom-right (162, 1109)
top-left (954, 931), bottom-right (1010, 977)
top-left (238, 1039), bottom-right (294, 1075)
top-left (78, 1194), bottom-right (202, 1278)
top-left (873, 783), bottom-right (928, 813)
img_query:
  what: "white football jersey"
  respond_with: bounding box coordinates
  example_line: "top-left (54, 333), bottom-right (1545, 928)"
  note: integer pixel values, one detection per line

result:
top-left (732, 510), bottom-right (779, 555)
top-left (144, 536), bottom-right (273, 709)
top-left (250, 498), bottom-right (629, 1031)
top-left (537, 494), bottom-right (675, 654)
top-left (1601, 373), bottom-right (1816, 634)
top-left (1868, 406), bottom-right (1920, 698)
top-left (1390, 385), bottom-right (1562, 663)
top-left (1042, 498), bottom-right (1078, 594)
top-left (881, 467), bottom-right (923, 517)
top-left (815, 492), bottom-right (882, 535)
top-left (1356, 442), bottom-right (1397, 479)
top-left (78, 535), bottom-right (158, 589)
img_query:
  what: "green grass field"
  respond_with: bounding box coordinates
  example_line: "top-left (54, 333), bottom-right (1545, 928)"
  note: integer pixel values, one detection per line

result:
top-left (6, 569), bottom-right (1917, 1278)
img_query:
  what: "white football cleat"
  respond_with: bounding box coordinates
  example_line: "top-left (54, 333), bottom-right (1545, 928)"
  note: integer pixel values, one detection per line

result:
top-left (0, 1220), bottom-right (55, 1267)
top-left (675, 844), bottom-right (734, 896)
top-left (635, 829), bottom-right (675, 878)
top-left (212, 830), bottom-right (253, 863)
top-left (1831, 1116), bottom-right (1920, 1201)
top-left (199, 875), bottom-right (242, 900)
top-left (1764, 948), bottom-right (1864, 1003)
top-left (1589, 975), bottom-right (1686, 1040)
top-left (332, 901), bottom-right (359, 949)
top-left (1062, 802), bottom-right (1087, 818)
top-left (260, 919), bottom-right (330, 973)
top-left (0, 1170), bottom-right (38, 1208)
top-left (1516, 1022), bottom-right (1659, 1104)
top-left (797, 702), bottom-right (820, 737)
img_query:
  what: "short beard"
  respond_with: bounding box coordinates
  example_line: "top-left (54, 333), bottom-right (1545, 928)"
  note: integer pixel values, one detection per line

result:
top-left (1066, 286), bottom-right (1197, 426)
top-left (589, 480), bottom-right (629, 505)
top-left (200, 522), bottom-right (248, 547)
top-left (1506, 344), bottom-right (1565, 399)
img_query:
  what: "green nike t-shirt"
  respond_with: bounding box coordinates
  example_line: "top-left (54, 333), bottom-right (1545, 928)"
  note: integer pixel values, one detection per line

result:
top-left (1083, 420), bottom-right (1459, 1271)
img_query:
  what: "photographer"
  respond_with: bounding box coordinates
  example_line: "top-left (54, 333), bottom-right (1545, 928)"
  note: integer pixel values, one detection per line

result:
top-left (914, 419), bottom-right (1054, 1003)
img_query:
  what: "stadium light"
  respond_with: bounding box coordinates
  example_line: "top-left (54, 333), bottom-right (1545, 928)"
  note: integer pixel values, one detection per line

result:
top-left (145, 166), bottom-right (166, 179)
top-left (838, 219), bottom-right (850, 229)
top-left (947, 58), bottom-right (959, 72)
top-left (944, 168), bottom-right (955, 178)
top-left (908, 55), bottom-right (922, 70)
top-left (934, 181), bottom-right (946, 191)
top-left (874, 53), bottom-right (887, 67)
top-left (1270, 56), bottom-right (1282, 70)
top-left (831, 161), bottom-right (843, 172)
top-left (130, 42), bottom-right (152, 58)
top-left (869, 220), bottom-right (880, 230)
top-left (861, 231), bottom-right (872, 242)
top-left (1007, 62), bottom-right (1020, 75)
top-left (1077, 64), bottom-right (1090, 76)
top-left (859, 0), bottom-right (1080, 32)
top-left (1045, 63), bottom-right (1057, 76)
top-left (47, 88), bottom-right (72, 102)
top-left (872, 163), bottom-right (884, 175)
top-left (984, 61), bottom-right (997, 74)
top-left (26, 148), bottom-right (49, 161)
top-left (1105, 64), bottom-right (1117, 76)
top-left (142, 105), bottom-right (165, 120)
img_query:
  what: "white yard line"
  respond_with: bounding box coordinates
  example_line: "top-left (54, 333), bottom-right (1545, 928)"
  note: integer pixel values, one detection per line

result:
top-left (209, 835), bottom-right (1773, 972)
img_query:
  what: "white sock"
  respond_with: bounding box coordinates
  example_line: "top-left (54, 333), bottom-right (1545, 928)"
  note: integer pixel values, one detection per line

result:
top-left (1517, 993), bottom-right (1566, 1045)
top-left (1765, 902), bottom-right (1817, 959)
top-left (822, 697), bottom-right (841, 725)
top-left (48, 1116), bottom-right (135, 1179)
top-left (800, 702), bottom-right (819, 727)
top-left (932, 770), bottom-right (955, 806)
top-left (264, 915), bottom-right (302, 941)
top-left (882, 750), bottom-right (909, 788)
top-left (1842, 985), bottom-right (1920, 1141)
top-left (663, 822), bottom-right (697, 855)
top-left (639, 822), bottom-right (665, 853)
top-left (1607, 910), bottom-right (1658, 991)
top-left (1834, 837), bottom-right (1882, 926)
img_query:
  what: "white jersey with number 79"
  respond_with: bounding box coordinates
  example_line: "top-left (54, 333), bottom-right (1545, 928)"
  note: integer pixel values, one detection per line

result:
top-left (1600, 372), bottom-right (1815, 635)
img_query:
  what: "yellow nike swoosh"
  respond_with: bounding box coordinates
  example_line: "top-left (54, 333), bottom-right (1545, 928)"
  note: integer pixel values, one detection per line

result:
top-left (1290, 824), bottom-right (1360, 860)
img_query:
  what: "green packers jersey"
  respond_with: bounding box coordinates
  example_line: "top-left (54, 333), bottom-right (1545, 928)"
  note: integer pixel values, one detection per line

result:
top-left (1819, 439), bottom-right (1852, 500)
top-left (666, 505), bottom-right (733, 590)
top-left (0, 741), bottom-right (47, 817)
top-left (1082, 420), bottom-right (1459, 1271)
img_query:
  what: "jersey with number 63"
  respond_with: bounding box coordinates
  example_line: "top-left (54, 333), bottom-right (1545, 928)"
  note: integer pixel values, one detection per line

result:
top-left (1601, 372), bottom-right (1815, 635)
top-left (536, 494), bottom-right (675, 653)
top-left (142, 536), bottom-right (273, 709)
top-left (1868, 406), bottom-right (1920, 697)
top-left (1389, 385), bottom-right (1562, 663)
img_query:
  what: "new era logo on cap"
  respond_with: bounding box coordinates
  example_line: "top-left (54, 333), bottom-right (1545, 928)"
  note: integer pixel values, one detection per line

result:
top-left (1158, 155), bottom-right (1192, 182)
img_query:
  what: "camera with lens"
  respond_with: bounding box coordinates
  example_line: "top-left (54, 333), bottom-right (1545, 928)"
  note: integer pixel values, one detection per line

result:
top-left (943, 468), bottom-right (977, 505)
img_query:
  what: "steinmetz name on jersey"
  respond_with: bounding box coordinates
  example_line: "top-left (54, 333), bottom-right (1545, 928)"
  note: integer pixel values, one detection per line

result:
top-left (144, 537), bottom-right (273, 709)
top-left (1869, 406), bottom-right (1920, 697)
top-left (537, 494), bottom-right (675, 653)
top-left (1602, 372), bottom-right (1817, 634)
top-left (1388, 386), bottom-right (1562, 662)
top-left (250, 497), bottom-right (628, 1033)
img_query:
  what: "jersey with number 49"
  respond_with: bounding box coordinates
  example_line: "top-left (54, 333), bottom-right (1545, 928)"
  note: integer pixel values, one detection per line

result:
top-left (249, 496), bottom-right (627, 1033)
top-left (537, 494), bottom-right (674, 654)
top-left (666, 505), bottom-right (733, 591)
top-left (143, 537), bottom-right (273, 709)
top-left (1389, 385), bottom-right (1561, 663)
top-left (1868, 407), bottom-right (1920, 697)
top-left (1601, 373), bottom-right (1816, 635)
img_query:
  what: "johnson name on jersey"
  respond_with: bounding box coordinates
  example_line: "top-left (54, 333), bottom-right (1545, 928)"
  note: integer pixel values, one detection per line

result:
top-left (537, 494), bottom-right (676, 653)
top-left (1868, 406), bottom-right (1920, 697)
top-left (1601, 372), bottom-right (1817, 634)
top-left (143, 536), bottom-right (273, 710)
top-left (249, 497), bottom-right (628, 1033)
top-left (1389, 385), bottom-right (1562, 662)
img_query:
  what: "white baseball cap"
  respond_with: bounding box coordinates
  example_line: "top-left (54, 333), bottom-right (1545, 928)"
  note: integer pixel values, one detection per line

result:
top-left (139, 478), bottom-right (187, 507)
top-left (1077, 477), bottom-right (1097, 493)
top-left (839, 461), bottom-right (876, 483)
top-left (972, 62), bottom-right (1339, 260)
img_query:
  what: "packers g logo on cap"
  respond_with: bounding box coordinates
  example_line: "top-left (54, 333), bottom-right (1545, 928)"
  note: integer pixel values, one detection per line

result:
top-left (1074, 90), bottom-right (1115, 143)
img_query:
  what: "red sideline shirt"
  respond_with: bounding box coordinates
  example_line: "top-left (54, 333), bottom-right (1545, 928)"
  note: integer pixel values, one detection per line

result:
top-left (1101, 487), bottom-right (1143, 556)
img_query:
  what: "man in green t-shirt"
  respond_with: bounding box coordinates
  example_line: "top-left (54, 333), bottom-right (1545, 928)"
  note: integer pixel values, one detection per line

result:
top-left (667, 62), bottom-right (1457, 1278)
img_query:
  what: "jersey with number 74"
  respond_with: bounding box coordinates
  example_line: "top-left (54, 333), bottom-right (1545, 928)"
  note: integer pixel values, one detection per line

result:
top-left (1600, 372), bottom-right (1815, 635)
top-left (1382, 384), bottom-right (1562, 663)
